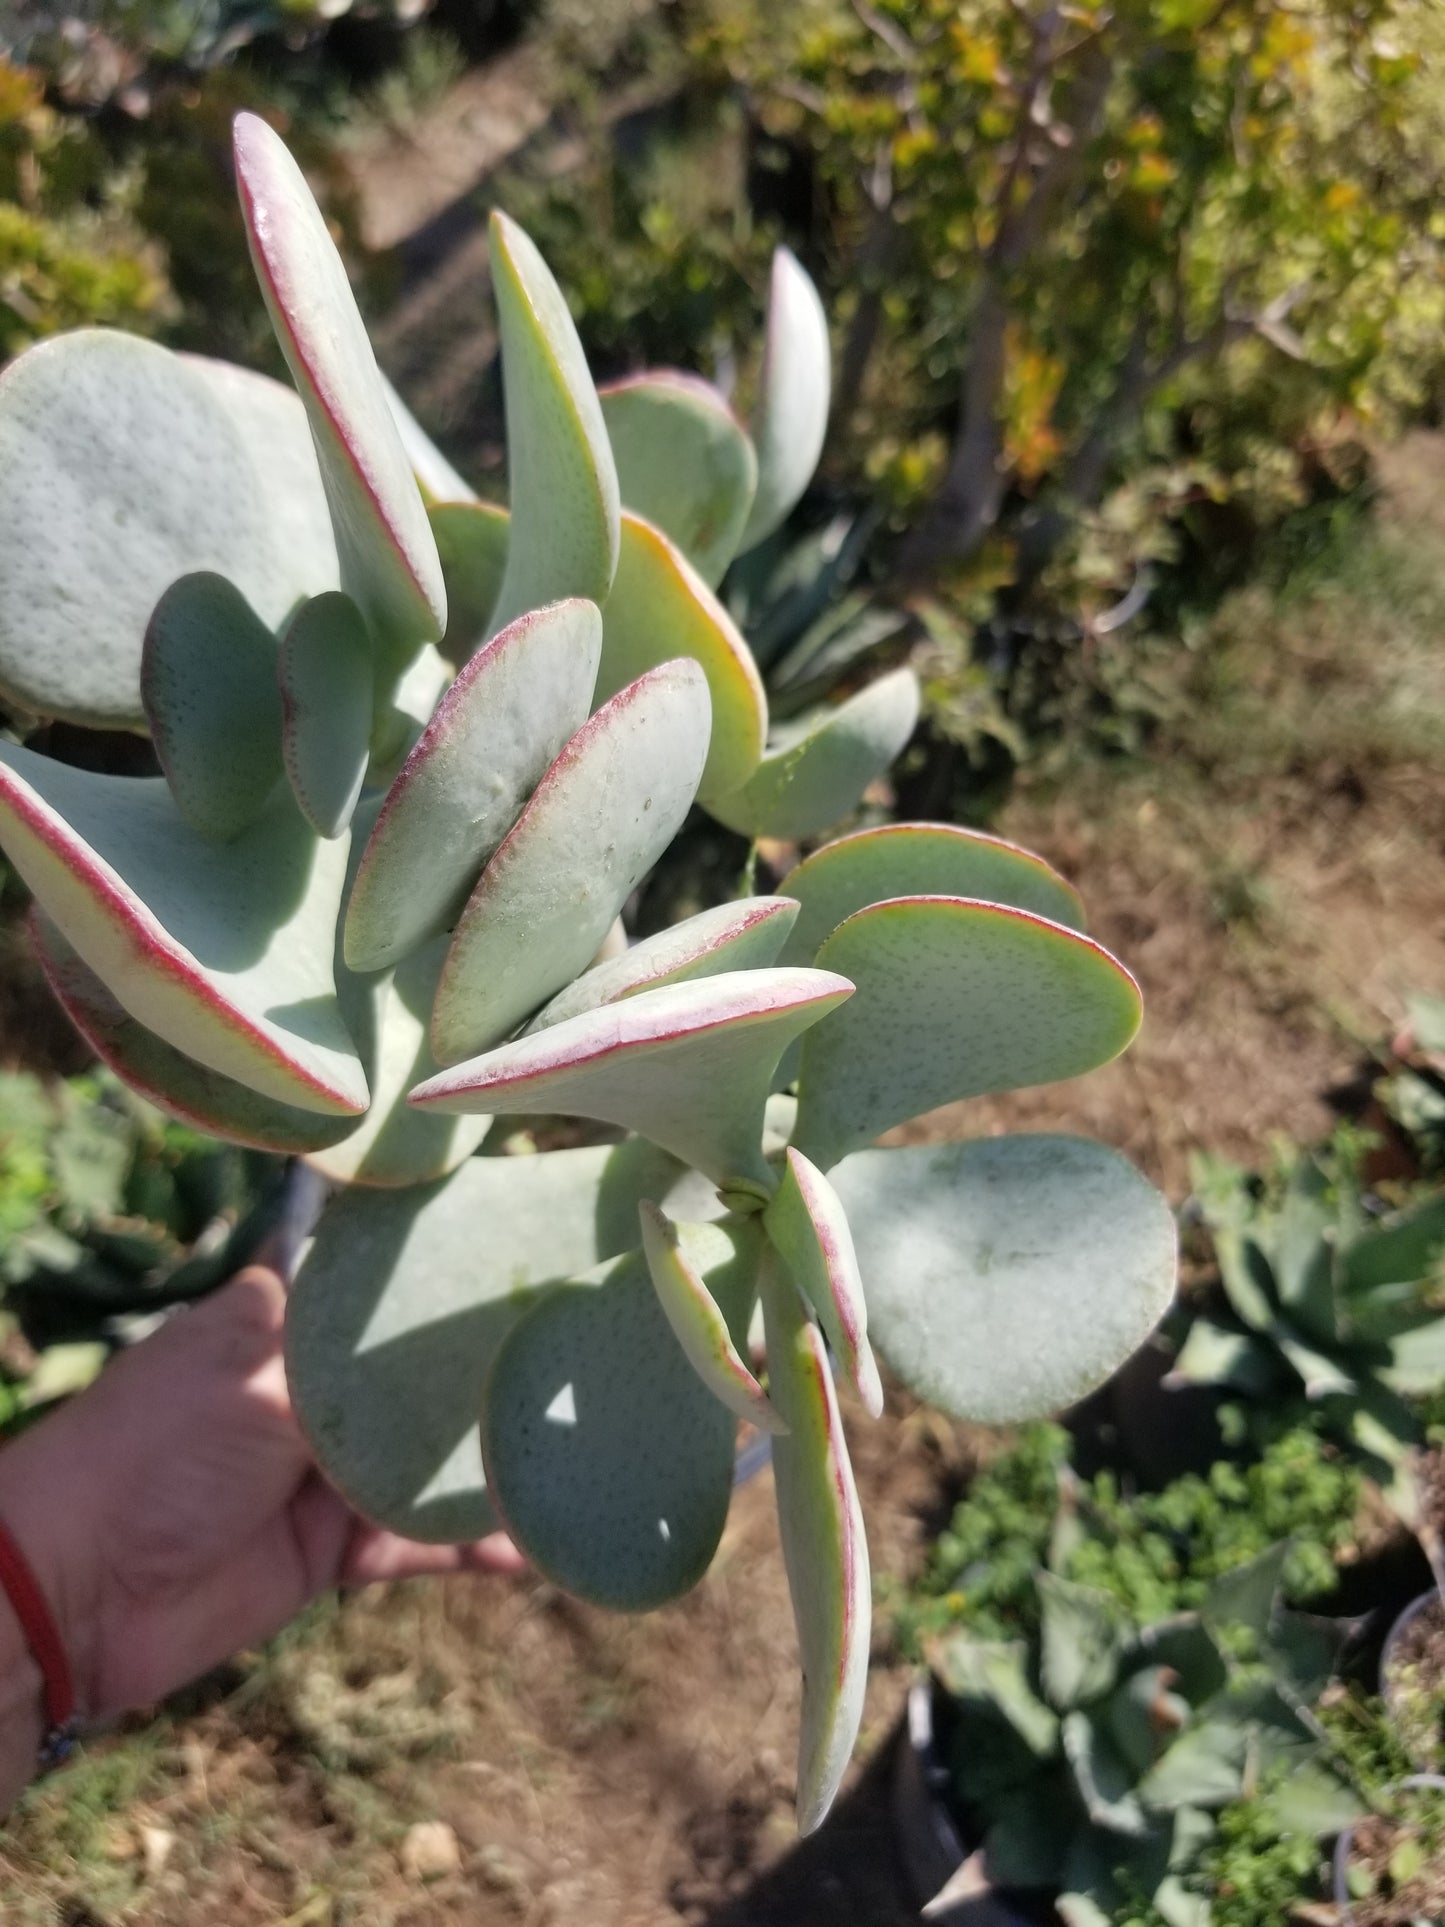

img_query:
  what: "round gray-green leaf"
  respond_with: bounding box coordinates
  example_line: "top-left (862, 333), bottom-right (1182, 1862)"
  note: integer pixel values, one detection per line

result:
top-left (599, 371), bottom-right (757, 586)
top-left (279, 592), bottom-right (375, 839)
top-left (830, 1135), bottom-right (1177, 1422)
top-left (740, 248), bottom-right (831, 552)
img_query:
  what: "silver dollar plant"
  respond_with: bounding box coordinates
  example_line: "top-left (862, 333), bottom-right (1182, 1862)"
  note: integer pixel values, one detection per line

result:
top-left (0, 114), bottom-right (1178, 1832)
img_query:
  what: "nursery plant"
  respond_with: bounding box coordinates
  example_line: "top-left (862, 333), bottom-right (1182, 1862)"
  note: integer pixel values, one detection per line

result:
top-left (1170, 1146), bottom-right (1445, 1513)
top-left (0, 112), bottom-right (1177, 1829)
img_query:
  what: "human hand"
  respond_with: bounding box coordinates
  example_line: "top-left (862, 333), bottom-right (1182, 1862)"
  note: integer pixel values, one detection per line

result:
top-left (0, 1265), bottom-right (519, 1785)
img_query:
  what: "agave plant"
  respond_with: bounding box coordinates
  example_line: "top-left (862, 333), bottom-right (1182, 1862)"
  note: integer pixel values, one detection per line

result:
top-left (1170, 1148), bottom-right (1445, 1514)
top-left (0, 113), bottom-right (1177, 1830)
top-left (932, 1542), bottom-right (1357, 1925)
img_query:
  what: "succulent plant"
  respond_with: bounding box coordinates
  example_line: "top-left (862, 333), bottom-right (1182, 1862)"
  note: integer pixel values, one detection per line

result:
top-left (1170, 1148), bottom-right (1445, 1515)
top-left (0, 112), bottom-right (1177, 1830)
top-left (933, 1541), bottom-right (1358, 1925)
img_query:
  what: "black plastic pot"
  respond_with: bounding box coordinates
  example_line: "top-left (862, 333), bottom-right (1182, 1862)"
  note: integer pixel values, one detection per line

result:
top-left (1331, 1773), bottom-right (1445, 1919)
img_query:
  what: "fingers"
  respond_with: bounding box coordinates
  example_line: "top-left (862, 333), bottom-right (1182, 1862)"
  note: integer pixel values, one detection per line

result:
top-left (341, 1526), bottom-right (527, 1587)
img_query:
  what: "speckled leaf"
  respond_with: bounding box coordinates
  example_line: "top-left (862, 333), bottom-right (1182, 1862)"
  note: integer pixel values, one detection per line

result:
top-left (430, 500), bottom-right (510, 659)
top-left (0, 745), bottom-right (365, 1114)
top-left (595, 512), bottom-right (767, 804)
top-left (379, 368), bottom-right (476, 505)
top-left (0, 331), bottom-right (337, 727)
top-left (526, 896), bottom-right (799, 1032)
top-left (708, 668), bottom-right (919, 842)
top-left (310, 936), bottom-right (490, 1187)
top-left (429, 659), bottom-right (710, 1065)
top-left (141, 573), bottom-right (284, 842)
top-left (345, 599), bottom-right (602, 973)
top-left (830, 1135), bottom-right (1177, 1422)
top-left (761, 1254), bottom-right (869, 1833)
top-left (599, 372), bottom-right (757, 585)
top-left (481, 1224), bottom-right (756, 1608)
top-left (287, 1139), bottom-right (688, 1541)
top-left (764, 1147), bottom-right (882, 1416)
top-left (278, 592), bottom-right (374, 838)
top-left (412, 968), bottom-right (854, 1192)
top-left (794, 896), bottom-right (1142, 1170)
top-left (776, 822), bottom-right (1085, 968)
top-left (487, 211), bottom-right (619, 633)
top-left (30, 912), bottom-right (355, 1155)
top-left (234, 113), bottom-right (445, 660)
top-left (740, 248), bottom-right (831, 551)
top-left (639, 1200), bottom-right (783, 1433)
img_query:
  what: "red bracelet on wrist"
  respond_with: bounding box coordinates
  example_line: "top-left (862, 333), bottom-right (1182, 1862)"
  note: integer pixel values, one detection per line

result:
top-left (0, 1513), bottom-right (76, 1769)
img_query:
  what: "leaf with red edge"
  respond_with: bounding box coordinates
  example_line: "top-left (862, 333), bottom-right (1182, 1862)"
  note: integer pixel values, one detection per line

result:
top-left (639, 1200), bottom-right (784, 1434)
top-left (761, 1253), bottom-right (870, 1833)
top-left (764, 1147), bottom-right (882, 1417)
top-left (794, 896), bottom-right (1142, 1170)
top-left (429, 658), bottom-right (710, 1065)
top-left (430, 500), bottom-right (509, 660)
top-left (345, 599), bottom-right (602, 974)
top-left (0, 741), bottom-right (365, 1115)
top-left (234, 111), bottom-right (444, 662)
top-left (412, 967), bottom-right (854, 1192)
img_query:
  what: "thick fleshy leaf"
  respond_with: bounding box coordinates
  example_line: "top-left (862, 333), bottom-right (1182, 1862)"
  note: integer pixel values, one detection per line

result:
top-left (142, 572), bottom-right (283, 842)
top-left (278, 591), bottom-right (374, 839)
top-left (413, 968), bottom-right (854, 1191)
top-left (310, 937), bottom-right (490, 1187)
top-left (430, 658), bottom-right (710, 1064)
top-left (368, 641), bottom-right (452, 780)
top-left (777, 822), bottom-right (1085, 968)
top-left (287, 1140), bottom-right (687, 1540)
top-left (794, 896), bottom-right (1142, 1170)
top-left (30, 913), bottom-right (354, 1155)
top-left (0, 331), bottom-right (338, 727)
top-left (430, 500), bottom-right (509, 659)
top-left (708, 668), bottom-right (920, 842)
top-left (526, 895), bottom-right (799, 1032)
top-left (831, 1135), bottom-right (1177, 1422)
top-left (639, 1200), bottom-right (783, 1433)
top-left (0, 744), bottom-right (364, 1114)
top-left (234, 112), bottom-right (445, 659)
top-left (379, 368), bottom-right (476, 505)
top-left (740, 248), bottom-right (831, 551)
top-left (486, 210), bottom-right (620, 634)
top-left (764, 1147), bottom-right (882, 1416)
top-left (596, 512), bottom-right (768, 804)
top-left (598, 372), bottom-right (758, 586)
top-left (481, 1225), bottom-right (757, 1607)
top-left (761, 1254), bottom-right (869, 1833)
top-left (1040, 1573), bottom-right (1127, 1708)
top-left (345, 599), bottom-right (602, 973)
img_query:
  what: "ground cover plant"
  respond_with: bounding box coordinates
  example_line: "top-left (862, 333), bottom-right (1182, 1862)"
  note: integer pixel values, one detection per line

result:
top-left (0, 110), bottom-right (1177, 1832)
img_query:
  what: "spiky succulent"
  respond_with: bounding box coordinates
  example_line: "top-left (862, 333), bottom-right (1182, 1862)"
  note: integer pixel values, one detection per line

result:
top-left (0, 113), bottom-right (1177, 1831)
top-left (932, 1542), bottom-right (1358, 1925)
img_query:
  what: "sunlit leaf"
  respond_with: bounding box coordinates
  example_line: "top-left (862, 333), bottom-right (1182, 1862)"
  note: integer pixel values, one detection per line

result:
top-left (599, 371), bottom-right (757, 585)
top-left (740, 248), bottom-right (832, 550)
top-left (764, 1147), bottom-right (882, 1415)
top-left (639, 1199), bottom-right (783, 1432)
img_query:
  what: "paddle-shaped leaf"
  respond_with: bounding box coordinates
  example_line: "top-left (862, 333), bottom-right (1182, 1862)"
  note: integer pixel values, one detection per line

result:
top-left (234, 112), bottom-right (445, 660)
top-left (142, 573), bottom-right (283, 842)
top-left (596, 512), bottom-right (768, 804)
top-left (793, 896), bottom-right (1142, 1170)
top-left (765, 1147), bottom-right (882, 1417)
top-left (830, 1135), bottom-right (1177, 1421)
top-left (599, 372), bottom-right (758, 586)
top-left (481, 1225), bottom-right (758, 1607)
top-left (31, 913), bottom-right (355, 1156)
top-left (345, 599), bottom-right (602, 973)
top-left (279, 591), bottom-right (374, 839)
top-left (708, 668), bottom-right (920, 842)
top-left (761, 1254), bottom-right (869, 1833)
top-left (740, 247), bottom-right (831, 551)
top-left (776, 822), bottom-right (1085, 967)
top-left (412, 968), bottom-right (854, 1191)
top-left (527, 896), bottom-right (799, 1032)
top-left (430, 500), bottom-right (509, 658)
top-left (639, 1199), bottom-right (784, 1434)
top-left (287, 1139), bottom-right (688, 1541)
top-left (0, 332), bottom-right (338, 726)
top-left (487, 210), bottom-right (620, 634)
top-left (0, 744), bottom-right (365, 1114)
top-left (379, 368), bottom-right (477, 505)
top-left (429, 658), bottom-right (710, 1064)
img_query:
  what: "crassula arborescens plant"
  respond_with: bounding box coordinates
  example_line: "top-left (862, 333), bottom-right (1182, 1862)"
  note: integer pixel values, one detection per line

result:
top-left (0, 113), bottom-right (1177, 1831)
